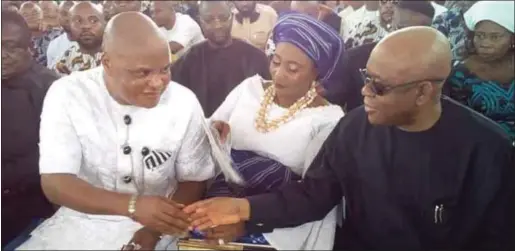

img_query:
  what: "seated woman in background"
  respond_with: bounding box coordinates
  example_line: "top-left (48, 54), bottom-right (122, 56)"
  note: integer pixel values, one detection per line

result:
top-left (446, 1), bottom-right (514, 140)
top-left (199, 12), bottom-right (345, 250)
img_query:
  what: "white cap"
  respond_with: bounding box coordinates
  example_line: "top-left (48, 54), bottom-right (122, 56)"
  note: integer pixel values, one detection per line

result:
top-left (464, 1), bottom-right (514, 33)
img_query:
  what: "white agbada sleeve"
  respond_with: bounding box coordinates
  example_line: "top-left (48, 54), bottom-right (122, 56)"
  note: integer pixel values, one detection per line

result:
top-left (174, 96), bottom-right (216, 182)
top-left (263, 123), bottom-right (339, 250)
top-left (39, 79), bottom-right (83, 175)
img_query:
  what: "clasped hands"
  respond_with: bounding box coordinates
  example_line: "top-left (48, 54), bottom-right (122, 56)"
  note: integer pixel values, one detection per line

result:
top-left (124, 121), bottom-right (239, 249)
top-left (124, 196), bottom-right (249, 250)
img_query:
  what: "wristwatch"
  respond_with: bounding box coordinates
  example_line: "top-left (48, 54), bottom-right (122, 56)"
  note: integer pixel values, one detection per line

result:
top-left (128, 194), bottom-right (138, 219)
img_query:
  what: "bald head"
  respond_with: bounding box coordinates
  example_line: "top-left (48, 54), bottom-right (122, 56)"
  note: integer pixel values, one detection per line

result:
top-left (362, 27), bottom-right (452, 127)
top-left (69, 2), bottom-right (105, 50)
top-left (199, 1), bottom-right (232, 15)
top-left (153, 0), bottom-right (175, 10)
top-left (370, 26), bottom-right (451, 85)
top-left (20, 1), bottom-right (41, 12)
top-left (59, 1), bottom-right (75, 12)
top-left (150, 1), bottom-right (177, 27)
top-left (102, 12), bottom-right (172, 109)
top-left (58, 1), bottom-right (75, 32)
top-left (19, 2), bottom-right (42, 30)
top-left (103, 11), bottom-right (168, 57)
top-left (112, 0), bottom-right (142, 16)
top-left (39, 1), bottom-right (58, 10)
top-left (40, 1), bottom-right (59, 27)
top-left (70, 1), bottom-right (102, 16)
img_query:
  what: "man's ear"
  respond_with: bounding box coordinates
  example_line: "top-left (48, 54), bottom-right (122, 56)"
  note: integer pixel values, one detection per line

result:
top-left (415, 81), bottom-right (436, 106)
top-left (101, 52), bottom-right (111, 73)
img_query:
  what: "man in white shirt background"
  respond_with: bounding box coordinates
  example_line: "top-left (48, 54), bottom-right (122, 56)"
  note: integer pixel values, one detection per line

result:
top-left (340, 1), bottom-right (379, 39)
top-left (46, 0), bottom-right (77, 70)
top-left (342, 0), bottom-right (397, 49)
top-left (150, 1), bottom-right (204, 61)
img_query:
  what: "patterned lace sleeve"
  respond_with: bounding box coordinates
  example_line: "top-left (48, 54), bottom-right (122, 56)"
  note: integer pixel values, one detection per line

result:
top-left (175, 97), bottom-right (215, 182)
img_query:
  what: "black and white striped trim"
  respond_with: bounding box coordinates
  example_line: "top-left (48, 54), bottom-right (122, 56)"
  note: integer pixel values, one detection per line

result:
top-left (143, 150), bottom-right (173, 171)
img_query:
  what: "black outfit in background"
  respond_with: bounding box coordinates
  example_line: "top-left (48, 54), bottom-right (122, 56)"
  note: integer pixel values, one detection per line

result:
top-left (245, 97), bottom-right (515, 250)
top-left (1, 63), bottom-right (58, 247)
top-left (326, 42), bottom-right (376, 111)
top-left (171, 39), bottom-right (271, 117)
top-left (321, 11), bottom-right (342, 34)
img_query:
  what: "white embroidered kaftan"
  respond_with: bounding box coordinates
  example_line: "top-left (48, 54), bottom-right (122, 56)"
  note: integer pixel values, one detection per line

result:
top-left (17, 67), bottom-right (215, 250)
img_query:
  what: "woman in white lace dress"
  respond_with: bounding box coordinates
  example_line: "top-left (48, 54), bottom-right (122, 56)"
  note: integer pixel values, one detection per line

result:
top-left (193, 12), bottom-right (346, 250)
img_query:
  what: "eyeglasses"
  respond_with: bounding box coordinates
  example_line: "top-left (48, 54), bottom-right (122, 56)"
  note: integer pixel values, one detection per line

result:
top-left (359, 68), bottom-right (445, 96)
top-left (200, 13), bottom-right (232, 24)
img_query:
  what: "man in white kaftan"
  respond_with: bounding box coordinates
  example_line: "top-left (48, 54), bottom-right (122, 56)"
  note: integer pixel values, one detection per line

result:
top-left (17, 12), bottom-right (215, 250)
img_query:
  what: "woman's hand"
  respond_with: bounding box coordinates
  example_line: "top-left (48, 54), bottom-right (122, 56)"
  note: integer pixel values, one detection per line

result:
top-left (121, 227), bottom-right (161, 250)
top-left (211, 120), bottom-right (230, 144)
top-left (183, 197), bottom-right (250, 231)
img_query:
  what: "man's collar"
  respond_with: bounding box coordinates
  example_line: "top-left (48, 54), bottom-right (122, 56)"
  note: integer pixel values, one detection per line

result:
top-left (235, 10), bottom-right (260, 24)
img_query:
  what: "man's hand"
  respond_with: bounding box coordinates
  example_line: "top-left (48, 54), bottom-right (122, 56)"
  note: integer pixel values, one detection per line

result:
top-left (133, 196), bottom-right (191, 236)
top-left (211, 121), bottom-right (230, 144)
top-left (183, 197), bottom-right (250, 231)
top-left (122, 227), bottom-right (161, 250)
top-left (204, 223), bottom-right (246, 245)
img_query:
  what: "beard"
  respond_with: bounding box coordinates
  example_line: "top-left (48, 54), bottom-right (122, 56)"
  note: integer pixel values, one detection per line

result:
top-left (78, 37), bottom-right (102, 51)
top-left (236, 3), bottom-right (257, 16)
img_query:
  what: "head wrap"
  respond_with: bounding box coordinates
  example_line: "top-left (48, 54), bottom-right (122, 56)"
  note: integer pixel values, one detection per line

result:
top-left (464, 1), bottom-right (514, 33)
top-left (269, 11), bottom-right (344, 87)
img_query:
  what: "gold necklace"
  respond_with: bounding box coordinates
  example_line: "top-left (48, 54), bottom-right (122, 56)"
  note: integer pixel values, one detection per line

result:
top-left (255, 82), bottom-right (317, 133)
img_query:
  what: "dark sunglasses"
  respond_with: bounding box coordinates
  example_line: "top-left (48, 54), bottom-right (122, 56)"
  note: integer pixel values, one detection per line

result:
top-left (359, 68), bottom-right (445, 96)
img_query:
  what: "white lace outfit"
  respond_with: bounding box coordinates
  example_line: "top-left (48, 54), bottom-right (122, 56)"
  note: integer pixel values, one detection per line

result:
top-left (210, 75), bottom-right (344, 250)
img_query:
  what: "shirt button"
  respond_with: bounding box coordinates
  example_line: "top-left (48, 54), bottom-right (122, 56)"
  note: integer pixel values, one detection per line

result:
top-left (512, 141), bottom-right (515, 147)
top-left (256, 223), bottom-right (264, 227)
top-left (3, 189), bottom-right (10, 194)
top-left (123, 146), bottom-right (132, 155)
top-left (123, 115), bottom-right (132, 125)
top-left (141, 147), bottom-right (150, 156)
top-left (123, 175), bottom-right (132, 183)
